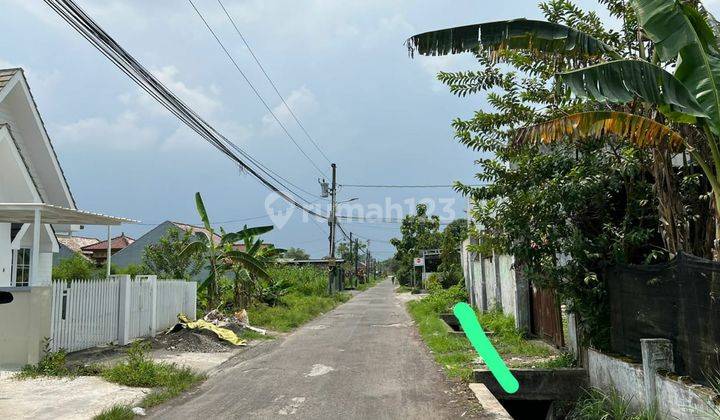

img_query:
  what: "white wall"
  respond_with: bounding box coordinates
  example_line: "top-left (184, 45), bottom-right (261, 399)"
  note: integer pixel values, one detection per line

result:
top-left (0, 223), bottom-right (10, 287)
top-left (497, 255), bottom-right (517, 318)
top-left (588, 349), bottom-right (715, 419)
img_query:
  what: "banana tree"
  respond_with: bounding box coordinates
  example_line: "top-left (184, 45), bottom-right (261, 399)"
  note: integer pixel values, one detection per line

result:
top-left (219, 225), bottom-right (282, 309)
top-left (180, 192), bottom-right (272, 309)
top-left (407, 1), bottom-right (720, 257)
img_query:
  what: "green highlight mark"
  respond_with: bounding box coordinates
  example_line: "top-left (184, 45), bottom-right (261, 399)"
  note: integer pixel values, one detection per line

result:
top-left (453, 302), bottom-right (519, 394)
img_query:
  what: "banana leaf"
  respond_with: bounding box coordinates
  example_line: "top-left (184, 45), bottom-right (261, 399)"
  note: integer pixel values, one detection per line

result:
top-left (225, 250), bottom-right (270, 280)
top-left (194, 192), bottom-right (213, 232)
top-left (515, 111), bottom-right (685, 151)
top-left (407, 19), bottom-right (619, 59)
top-left (559, 60), bottom-right (708, 120)
top-left (632, 0), bottom-right (720, 133)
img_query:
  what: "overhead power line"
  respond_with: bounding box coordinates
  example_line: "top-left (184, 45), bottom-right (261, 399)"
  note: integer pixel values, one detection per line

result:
top-left (45, 0), bottom-right (328, 220)
top-left (187, 0), bottom-right (327, 178)
top-left (216, 0), bottom-right (332, 165)
top-left (340, 184), bottom-right (487, 188)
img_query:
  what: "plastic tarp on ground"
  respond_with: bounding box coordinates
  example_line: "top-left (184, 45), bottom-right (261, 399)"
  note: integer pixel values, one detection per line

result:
top-left (606, 253), bottom-right (720, 384)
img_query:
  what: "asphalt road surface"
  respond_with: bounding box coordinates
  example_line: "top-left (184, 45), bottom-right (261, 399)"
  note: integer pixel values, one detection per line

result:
top-left (149, 279), bottom-right (484, 419)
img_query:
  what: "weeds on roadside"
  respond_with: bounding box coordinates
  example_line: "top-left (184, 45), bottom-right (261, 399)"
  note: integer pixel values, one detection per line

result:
top-left (101, 341), bottom-right (204, 409)
top-left (17, 339), bottom-right (70, 379)
top-left (94, 405), bottom-right (134, 420)
top-left (569, 388), bottom-right (658, 419)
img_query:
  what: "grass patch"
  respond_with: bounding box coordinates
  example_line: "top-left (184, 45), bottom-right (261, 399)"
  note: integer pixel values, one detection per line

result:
top-left (97, 342), bottom-right (204, 419)
top-left (246, 266), bottom-right (351, 332)
top-left (357, 276), bottom-right (380, 291)
top-left (395, 285), bottom-right (412, 293)
top-left (94, 405), bottom-right (135, 420)
top-left (250, 293), bottom-right (350, 332)
top-left (239, 330), bottom-right (274, 341)
top-left (569, 387), bottom-right (658, 419)
top-left (407, 285), bottom-right (552, 381)
top-left (476, 309), bottom-right (551, 358)
top-left (17, 341), bottom-right (70, 379)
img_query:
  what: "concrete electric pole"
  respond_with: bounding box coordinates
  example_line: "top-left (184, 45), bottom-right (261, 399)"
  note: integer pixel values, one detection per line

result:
top-left (328, 163), bottom-right (337, 294)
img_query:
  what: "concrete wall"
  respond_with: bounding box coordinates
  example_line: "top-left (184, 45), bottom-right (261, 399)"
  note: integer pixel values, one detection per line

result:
top-left (464, 253), bottom-right (530, 332)
top-left (497, 255), bottom-right (516, 318)
top-left (0, 286), bottom-right (51, 368)
top-left (588, 349), bottom-right (646, 409)
top-left (588, 349), bottom-right (716, 418)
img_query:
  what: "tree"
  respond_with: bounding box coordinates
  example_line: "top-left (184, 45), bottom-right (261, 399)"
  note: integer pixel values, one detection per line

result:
top-left (52, 254), bottom-right (96, 280)
top-left (180, 192), bottom-right (271, 309)
top-left (408, 0), bottom-right (720, 258)
top-left (406, 0), bottom-right (674, 347)
top-left (283, 247), bottom-right (310, 260)
top-left (390, 204), bottom-right (442, 286)
top-left (222, 225), bottom-right (284, 309)
top-left (438, 219), bottom-right (468, 287)
top-left (142, 227), bottom-right (203, 280)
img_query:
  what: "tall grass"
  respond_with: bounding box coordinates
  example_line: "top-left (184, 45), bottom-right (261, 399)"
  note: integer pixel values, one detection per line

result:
top-left (569, 388), bottom-right (658, 419)
top-left (249, 266), bottom-right (350, 332)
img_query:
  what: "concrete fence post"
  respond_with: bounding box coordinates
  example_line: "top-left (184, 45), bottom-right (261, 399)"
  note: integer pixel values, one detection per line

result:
top-left (492, 252), bottom-right (502, 311)
top-left (115, 275), bottom-right (132, 345)
top-left (149, 275), bottom-right (157, 337)
top-left (640, 338), bottom-right (674, 411)
top-left (513, 259), bottom-right (531, 334)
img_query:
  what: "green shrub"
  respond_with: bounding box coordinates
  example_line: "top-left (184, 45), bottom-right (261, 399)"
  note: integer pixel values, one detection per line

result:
top-left (52, 254), bottom-right (96, 280)
top-left (18, 347), bottom-right (69, 379)
top-left (101, 341), bottom-right (204, 409)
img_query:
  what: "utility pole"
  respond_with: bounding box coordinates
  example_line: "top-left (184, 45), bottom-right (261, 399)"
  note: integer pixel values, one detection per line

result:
top-left (354, 238), bottom-right (359, 286)
top-left (328, 163), bottom-right (337, 294)
top-left (365, 239), bottom-right (370, 283)
top-left (349, 232), bottom-right (354, 288)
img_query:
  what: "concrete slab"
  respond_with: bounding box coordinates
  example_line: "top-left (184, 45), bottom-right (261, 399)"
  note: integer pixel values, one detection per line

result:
top-left (469, 383), bottom-right (513, 419)
top-left (0, 371), bottom-right (149, 420)
top-left (473, 368), bottom-right (587, 401)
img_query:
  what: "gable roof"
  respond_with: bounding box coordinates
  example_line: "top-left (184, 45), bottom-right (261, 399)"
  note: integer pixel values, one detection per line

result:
top-left (170, 221), bottom-right (222, 245)
top-left (82, 233), bottom-right (135, 251)
top-left (0, 69), bottom-right (18, 91)
top-left (57, 236), bottom-right (100, 253)
top-left (0, 68), bottom-right (75, 209)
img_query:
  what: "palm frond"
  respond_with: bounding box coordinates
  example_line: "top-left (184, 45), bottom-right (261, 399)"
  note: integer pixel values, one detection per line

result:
top-left (515, 111), bottom-right (685, 151)
top-left (407, 19), bottom-right (619, 59)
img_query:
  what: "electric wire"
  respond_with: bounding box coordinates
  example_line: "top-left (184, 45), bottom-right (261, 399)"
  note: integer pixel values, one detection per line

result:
top-left (45, 0), bottom-right (328, 220)
top-left (216, 0), bottom-right (332, 165)
top-left (186, 0), bottom-right (327, 178)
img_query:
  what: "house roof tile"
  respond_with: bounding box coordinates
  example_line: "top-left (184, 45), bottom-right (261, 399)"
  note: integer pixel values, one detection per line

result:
top-left (82, 233), bottom-right (135, 251)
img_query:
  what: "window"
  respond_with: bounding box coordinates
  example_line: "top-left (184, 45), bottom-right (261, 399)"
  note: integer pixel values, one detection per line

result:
top-left (12, 248), bottom-right (30, 287)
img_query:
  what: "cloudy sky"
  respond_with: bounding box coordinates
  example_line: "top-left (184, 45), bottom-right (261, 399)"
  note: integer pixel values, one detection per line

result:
top-left (4, 0), bottom-right (714, 258)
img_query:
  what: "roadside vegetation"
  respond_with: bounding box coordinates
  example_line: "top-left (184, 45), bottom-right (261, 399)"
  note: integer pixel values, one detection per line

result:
top-left (568, 388), bottom-right (658, 420)
top-left (406, 284), bottom-right (554, 381)
top-left (101, 343), bottom-right (204, 411)
top-left (248, 266), bottom-right (350, 332)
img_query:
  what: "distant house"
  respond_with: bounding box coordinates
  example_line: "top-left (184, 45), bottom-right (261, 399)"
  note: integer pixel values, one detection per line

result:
top-left (53, 235), bottom-right (99, 265)
top-left (80, 233), bottom-right (134, 265)
top-left (111, 221), bottom-right (220, 280)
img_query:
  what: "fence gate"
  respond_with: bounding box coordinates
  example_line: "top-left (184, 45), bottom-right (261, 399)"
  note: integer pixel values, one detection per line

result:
top-left (530, 283), bottom-right (564, 347)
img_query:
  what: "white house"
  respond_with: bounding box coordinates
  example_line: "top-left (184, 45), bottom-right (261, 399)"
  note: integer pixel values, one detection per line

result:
top-left (0, 68), bottom-right (135, 288)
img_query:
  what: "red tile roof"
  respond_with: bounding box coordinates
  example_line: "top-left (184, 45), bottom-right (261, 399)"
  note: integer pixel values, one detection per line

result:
top-left (81, 233), bottom-right (135, 251)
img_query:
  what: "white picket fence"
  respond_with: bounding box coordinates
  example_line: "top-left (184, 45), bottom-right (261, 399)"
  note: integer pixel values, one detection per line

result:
top-left (50, 275), bottom-right (196, 352)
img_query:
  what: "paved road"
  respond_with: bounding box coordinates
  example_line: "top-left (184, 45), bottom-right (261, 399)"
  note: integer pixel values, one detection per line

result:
top-left (150, 279), bottom-right (482, 419)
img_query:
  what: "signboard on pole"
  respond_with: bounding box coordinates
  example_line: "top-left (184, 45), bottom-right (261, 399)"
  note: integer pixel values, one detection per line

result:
top-left (413, 257), bottom-right (425, 267)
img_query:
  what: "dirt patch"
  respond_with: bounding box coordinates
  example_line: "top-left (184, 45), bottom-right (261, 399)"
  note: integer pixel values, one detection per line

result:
top-left (150, 327), bottom-right (242, 353)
